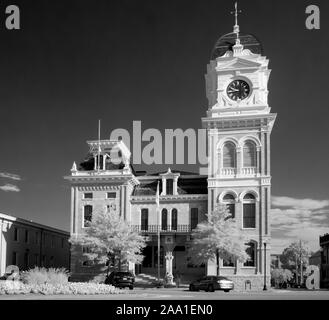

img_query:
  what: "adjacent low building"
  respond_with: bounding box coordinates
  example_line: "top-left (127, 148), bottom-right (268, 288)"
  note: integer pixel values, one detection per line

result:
top-left (320, 233), bottom-right (329, 288)
top-left (0, 213), bottom-right (70, 276)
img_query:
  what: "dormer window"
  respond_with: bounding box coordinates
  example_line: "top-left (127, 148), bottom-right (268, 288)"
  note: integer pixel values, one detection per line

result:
top-left (160, 168), bottom-right (180, 196)
top-left (166, 179), bottom-right (173, 195)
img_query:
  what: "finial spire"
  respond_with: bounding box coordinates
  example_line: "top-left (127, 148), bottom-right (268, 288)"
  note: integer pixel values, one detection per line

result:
top-left (231, 2), bottom-right (242, 39)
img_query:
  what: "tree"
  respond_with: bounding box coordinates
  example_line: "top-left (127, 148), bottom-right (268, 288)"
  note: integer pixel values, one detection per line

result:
top-left (69, 209), bottom-right (147, 273)
top-left (280, 241), bottom-right (311, 285)
top-left (271, 268), bottom-right (293, 288)
top-left (188, 205), bottom-right (248, 275)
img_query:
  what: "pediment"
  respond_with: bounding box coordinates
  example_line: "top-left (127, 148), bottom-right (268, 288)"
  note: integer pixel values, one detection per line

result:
top-left (218, 58), bottom-right (261, 71)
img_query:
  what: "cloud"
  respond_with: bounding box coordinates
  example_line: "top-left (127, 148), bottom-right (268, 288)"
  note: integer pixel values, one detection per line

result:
top-left (271, 196), bottom-right (329, 253)
top-left (0, 184), bottom-right (20, 192)
top-left (272, 196), bottom-right (329, 210)
top-left (0, 172), bottom-right (21, 181)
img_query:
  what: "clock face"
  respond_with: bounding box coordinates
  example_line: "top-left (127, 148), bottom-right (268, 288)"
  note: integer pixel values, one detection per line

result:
top-left (226, 80), bottom-right (250, 101)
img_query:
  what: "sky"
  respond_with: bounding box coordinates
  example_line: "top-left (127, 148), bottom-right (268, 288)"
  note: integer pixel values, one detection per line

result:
top-left (0, 0), bottom-right (328, 253)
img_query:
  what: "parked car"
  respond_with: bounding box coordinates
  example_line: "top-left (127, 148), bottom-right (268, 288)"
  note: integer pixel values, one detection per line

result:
top-left (189, 276), bottom-right (234, 293)
top-left (105, 271), bottom-right (135, 290)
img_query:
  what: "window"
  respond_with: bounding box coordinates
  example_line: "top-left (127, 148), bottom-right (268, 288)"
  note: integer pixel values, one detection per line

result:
top-left (243, 194), bottom-right (256, 228)
top-left (61, 238), bottom-right (64, 249)
top-left (223, 142), bottom-right (236, 168)
top-left (244, 242), bottom-right (256, 267)
top-left (35, 232), bottom-right (39, 245)
top-left (12, 252), bottom-right (18, 265)
top-left (25, 230), bottom-right (29, 243)
top-left (223, 193), bottom-right (235, 219)
top-left (243, 141), bottom-right (256, 167)
top-left (35, 254), bottom-right (39, 266)
top-left (50, 256), bottom-right (54, 266)
top-left (43, 233), bottom-right (46, 246)
top-left (141, 209), bottom-right (148, 231)
top-left (24, 251), bottom-right (29, 269)
top-left (84, 205), bottom-right (93, 227)
top-left (172, 209), bottom-right (178, 231)
top-left (14, 227), bottom-right (19, 242)
top-left (51, 236), bottom-right (55, 248)
top-left (161, 209), bottom-right (168, 231)
top-left (191, 208), bottom-right (198, 230)
top-left (107, 192), bottom-right (116, 199)
top-left (223, 257), bottom-right (235, 267)
top-left (166, 179), bottom-right (173, 195)
top-left (84, 192), bottom-right (93, 199)
top-left (42, 255), bottom-right (46, 267)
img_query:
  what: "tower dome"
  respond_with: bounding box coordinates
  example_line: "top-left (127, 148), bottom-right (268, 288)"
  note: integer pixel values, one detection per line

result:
top-left (211, 32), bottom-right (263, 60)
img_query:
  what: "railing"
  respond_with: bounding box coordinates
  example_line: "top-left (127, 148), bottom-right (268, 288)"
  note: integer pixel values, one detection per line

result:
top-left (220, 167), bottom-right (257, 176)
top-left (221, 168), bottom-right (236, 176)
top-left (131, 225), bottom-right (192, 233)
top-left (241, 167), bottom-right (256, 175)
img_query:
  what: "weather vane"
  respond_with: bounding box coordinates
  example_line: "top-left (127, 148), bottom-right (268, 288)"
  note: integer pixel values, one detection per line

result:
top-left (231, 2), bottom-right (242, 36)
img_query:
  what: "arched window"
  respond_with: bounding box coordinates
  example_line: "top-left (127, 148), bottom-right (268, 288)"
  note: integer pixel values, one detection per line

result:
top-left (244, 242), bottom-right (256, 267)
top-left (141, 209), bottom-right (148, 231)
top-left (172, 209), bottom-right (178, 231)
top-left (243, 141), bottom-right (256, 167)
top-left (223, 142), bottom-right (236, 168)
top-left (162, 209), bottom-right (168, 231)
top-left (223, 193), bottom-right (235, 218)
top-left (243, 193), bottom-right (256, 228)
top-left (84, 205), bottom-right (93, 227)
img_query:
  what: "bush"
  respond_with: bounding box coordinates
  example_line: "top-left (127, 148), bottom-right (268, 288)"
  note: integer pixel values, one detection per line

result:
top-left (0, 281), bottom-right (123, 295)
top-left (271, 268), bottom-right (293, 288)
top-left (21, 267), bottom-right (70, 285)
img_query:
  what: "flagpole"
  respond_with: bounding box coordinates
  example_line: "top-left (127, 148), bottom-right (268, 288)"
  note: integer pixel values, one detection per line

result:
top-left (156, 181), bottom-right (160, 282)
top-left (97, 119), bottom-right (101, 172)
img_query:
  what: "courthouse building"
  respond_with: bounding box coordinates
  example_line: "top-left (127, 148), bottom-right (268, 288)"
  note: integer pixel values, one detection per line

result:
top-left (65, 14), bottom-right (276, 289)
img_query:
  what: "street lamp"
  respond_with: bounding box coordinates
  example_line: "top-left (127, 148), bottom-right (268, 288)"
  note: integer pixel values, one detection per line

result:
top-left (263, 242), bottom-right (267, 291)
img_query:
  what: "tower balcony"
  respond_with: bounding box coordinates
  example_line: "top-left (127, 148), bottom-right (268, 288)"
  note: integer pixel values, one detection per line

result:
top-left (131, 224), bottom-right (193, 234)
top-left (220, 167), bottom-right (258, 177)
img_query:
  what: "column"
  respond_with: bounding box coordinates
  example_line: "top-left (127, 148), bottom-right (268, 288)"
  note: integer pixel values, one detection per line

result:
top-left (173, 177), bottom-right (178, 195)
top-left (260, 131), bottom-right (265, 176)
top-left (256, 147), bottom-right (261, 175)
top-left (93, 154), bottom-right (97, 170)
top-left (70, 187), bottom-right (75, 234)
top-left (165, 251), bottom-right (174, 285)
top-left (102, 154), bottom-right (106, 170)
top-left (266, 132), bottom-right (271, 176)
top-left (236, 147), bottom-right (242, 176)
top-left (162, 178), bottom-right (166, 195)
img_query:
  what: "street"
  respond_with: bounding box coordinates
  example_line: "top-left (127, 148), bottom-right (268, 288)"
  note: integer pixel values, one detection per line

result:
top-left (0, 287), bottom-right (328, 300)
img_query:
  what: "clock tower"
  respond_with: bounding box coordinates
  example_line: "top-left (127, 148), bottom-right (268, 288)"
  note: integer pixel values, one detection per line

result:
top-left (202, 4), bottom-right (276, 290)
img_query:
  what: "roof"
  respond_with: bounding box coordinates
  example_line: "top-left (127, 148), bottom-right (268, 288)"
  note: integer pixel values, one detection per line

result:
top-left (0, 213), bottom-right (70, 236)
top-left (211, 32), bottom-right (263, 59)
top-left (133, 172), bottom-right (208, 196)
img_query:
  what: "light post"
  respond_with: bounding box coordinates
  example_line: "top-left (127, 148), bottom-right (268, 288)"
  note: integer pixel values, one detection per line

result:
top-left (263, 242), bottom-right (267, 291)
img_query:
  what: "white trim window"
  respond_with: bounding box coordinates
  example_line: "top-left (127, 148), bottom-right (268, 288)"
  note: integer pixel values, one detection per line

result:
top-left (243, 141), bottom-right (257, 167)
top-left (242, 193), bottom-right (256, 228)
top-left (223, 142), bottom-right (236, 168)
top-left (83, 205), bottom-right (93, 227)
top-left (222, 193), bottom-right (235, 219)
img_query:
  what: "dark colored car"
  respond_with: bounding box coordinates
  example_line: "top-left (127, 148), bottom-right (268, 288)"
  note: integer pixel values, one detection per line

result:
top-left (105, 271), bottom-right (135, 290)
top-left (189, 276), bottom-right (234, 293)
